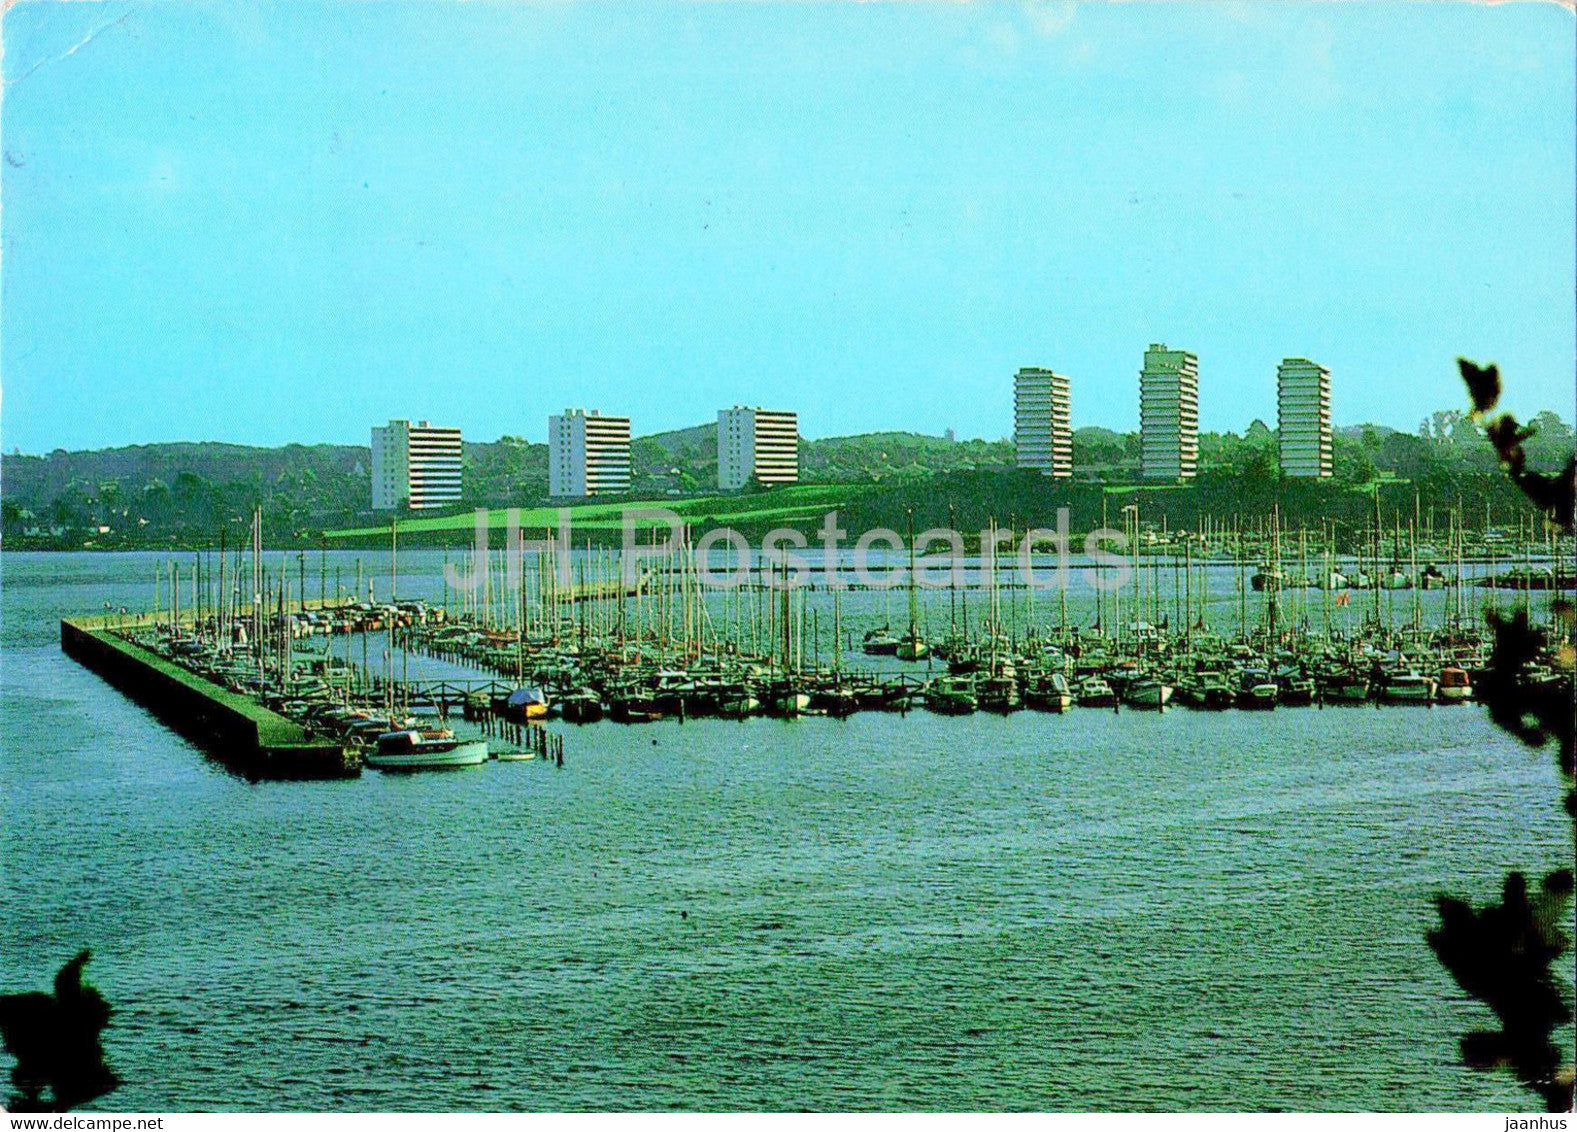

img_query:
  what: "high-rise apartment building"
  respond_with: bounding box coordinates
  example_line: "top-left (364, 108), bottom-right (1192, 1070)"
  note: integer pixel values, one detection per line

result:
top-left (370, 419), bottom-right (463, 510)
top-left (1277, 357), bottom-right (1333, 478)
top-left (548, 409), bottom-right (631, 498)
top-left (1012, 368), bottom-right (1073, 479)
top-left (717, 407), bottom-right (799, 491)
top-left (1139, 344), bottom-right (1199, 480)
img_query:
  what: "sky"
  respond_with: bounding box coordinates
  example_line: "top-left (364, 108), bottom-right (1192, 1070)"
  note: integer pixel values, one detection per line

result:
top-left (2, 0), bottom-right (1573, 452)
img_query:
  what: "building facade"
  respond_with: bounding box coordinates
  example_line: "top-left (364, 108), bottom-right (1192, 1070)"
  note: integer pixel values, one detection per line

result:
top-left (370, 419), bottom-right (463, 511)
top-left (717, 407), bottom-right (799, 491)
top-left (548, 409), bottom-right (631, 498)
top-left (1277, 357), bottom-right (1333, 478)
top-left (1012, 368), bottom-right (1073, 478)
top-left (1139, 344), bottom-right (1200, 481)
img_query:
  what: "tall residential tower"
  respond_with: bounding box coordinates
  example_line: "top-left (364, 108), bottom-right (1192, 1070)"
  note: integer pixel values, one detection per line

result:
top-left (717, 407), bottom-right (799, 491)
top-left (548, 409), bottom-right (631, 498)
top-left (1277, 358), bottom-right (1333, 478)
top-left (1139, 344), bottom-right (1199, 481)
top-left (370, 419), bottom-right (463, 510)
top-left (1013, 368), bottom-right (1072, 478)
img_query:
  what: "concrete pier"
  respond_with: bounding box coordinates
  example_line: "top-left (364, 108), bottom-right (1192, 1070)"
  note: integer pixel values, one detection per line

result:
top-left (61, 617), bottom-right (357, 779)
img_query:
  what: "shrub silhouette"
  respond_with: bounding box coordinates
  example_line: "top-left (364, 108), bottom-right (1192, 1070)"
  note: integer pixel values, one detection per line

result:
top-left (1428, 360), bottom-right (1575, 1112)
top-left (0, 951), bottom-right (119, 1112)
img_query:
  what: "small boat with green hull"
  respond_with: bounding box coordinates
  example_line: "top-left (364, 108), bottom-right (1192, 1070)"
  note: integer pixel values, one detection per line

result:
top-left (924, 675), bottom-right (978, 715)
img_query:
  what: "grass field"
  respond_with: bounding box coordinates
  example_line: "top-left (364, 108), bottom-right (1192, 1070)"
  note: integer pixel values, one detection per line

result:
top-left (322, 475), bottom-right (1421, 546)
top-left (323, 484), bottom-right (857, 540)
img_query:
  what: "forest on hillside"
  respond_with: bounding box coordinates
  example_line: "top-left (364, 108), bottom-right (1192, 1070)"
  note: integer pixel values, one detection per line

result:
top-left (3, 409), bottom-right (1571, 549)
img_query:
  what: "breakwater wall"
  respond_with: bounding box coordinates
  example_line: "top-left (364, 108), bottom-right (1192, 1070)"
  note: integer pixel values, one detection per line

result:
top-left (61, 618), bottom-right (356, 779)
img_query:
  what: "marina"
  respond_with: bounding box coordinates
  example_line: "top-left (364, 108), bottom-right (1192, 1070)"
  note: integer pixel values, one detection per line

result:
top-left (4, 0), bottom-right (1572, 1115)
top-left (56, 508), bottom-right (1574, 778)
top-left (8, 545), bottom-right (1572, 1112)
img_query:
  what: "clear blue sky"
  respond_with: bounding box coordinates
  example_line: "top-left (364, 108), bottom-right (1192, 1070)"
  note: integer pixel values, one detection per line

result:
top-left (3, 1), bottom-right (1573, 452)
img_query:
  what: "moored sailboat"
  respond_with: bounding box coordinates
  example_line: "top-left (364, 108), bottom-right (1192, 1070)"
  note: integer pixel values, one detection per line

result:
top-left (1380, 667), bottom-right (1437, 703)
top-left (1076, 675), bottom-right (1116, 709)
top-left (1437, 666), bottom-right (1473, 703)
top-left (924, 674), bottom-right (978, 715)
top-left (1121, 674), bottom-right (1173, 710)
top-left (1236, 673), bottom-right (1279, 710)
top-left (1024, 671), bottom-right (1073, 713)
top-left (977, 671), bottom-right (1022, 714)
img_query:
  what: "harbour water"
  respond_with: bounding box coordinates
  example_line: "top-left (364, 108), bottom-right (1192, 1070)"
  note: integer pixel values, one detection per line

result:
top-left (3, 551), bottom-right (1572, 1110)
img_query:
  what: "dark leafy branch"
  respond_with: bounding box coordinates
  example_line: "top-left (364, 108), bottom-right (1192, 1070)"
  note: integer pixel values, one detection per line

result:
top-left (1429, 870), bottom-right (1574, 1112)
top-left (1429, 360), bottom-right (1577, 1112)
top-left (1459, 357), bottom-right (1577, 532)
top-left (0, 951), bottom-right (119, 1112)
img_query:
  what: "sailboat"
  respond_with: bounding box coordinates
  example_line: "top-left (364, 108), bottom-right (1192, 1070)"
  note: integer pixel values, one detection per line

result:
top-left (1121, 672), bottom-right (1173, 710)
top-left (1315, 663), bottom-right (1371, 703)
top-left (861, 627), bottom-right (900, 656)
top-left (1176, 668), bottom-right (1233, 710)
top-left (1236, 671), bottom-right (1279, 710)
top-left (766, 557), bottom-right (808, 716)
top-left (766, 680), bottom-right (811, 716)
top-left (556, 687), bottom-right (605, 723)
top-left (974, 519), bottom-right (1018, 712)
top-left (715, 683), bottom-right (762, 718)
top-left (977, 667), bottom-right (1022, 713)
top-left (1437, 666), bottom-right (1473, 702)
top-left (924, 673), bottom-right (978, 715)
top-left (1024, 671), bottom-right (1073, 713)
top-left (504, 686), bottom-right (549, 721)
top-left (815, 590), bottom-right (859, 716)
top-left (895, 632), bottom-right (929, 662)
top-left (1076, 675), bottom-right (1117, 709)
top-left (1380, 664), bottom-right (1437, 703)
top-left (896, 513), bottom-right (930, 661)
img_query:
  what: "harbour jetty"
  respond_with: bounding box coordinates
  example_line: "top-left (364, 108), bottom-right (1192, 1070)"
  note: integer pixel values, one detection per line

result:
top-left (61, 612), bottom-right (356, 779)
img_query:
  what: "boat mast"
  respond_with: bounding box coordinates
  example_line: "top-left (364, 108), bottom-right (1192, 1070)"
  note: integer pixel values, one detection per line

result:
top-left (948, 503), bottom-right (958, 645)
top-left (833, 588), bottom-right (842, 679)
top-left (906, 509), bottom-right (919, 644)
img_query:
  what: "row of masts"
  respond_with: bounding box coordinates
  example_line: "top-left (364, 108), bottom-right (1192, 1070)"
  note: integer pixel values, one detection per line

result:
top-left (145, 503), bottom-right (1568, 688)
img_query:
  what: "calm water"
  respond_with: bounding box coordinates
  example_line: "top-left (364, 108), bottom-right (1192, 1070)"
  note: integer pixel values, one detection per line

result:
top-left (2, 551), bottom-right (1571, 1111)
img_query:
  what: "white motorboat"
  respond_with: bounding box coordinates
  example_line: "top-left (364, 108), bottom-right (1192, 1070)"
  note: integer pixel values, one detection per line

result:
top-left (366, 729), bottom-right (488, 771)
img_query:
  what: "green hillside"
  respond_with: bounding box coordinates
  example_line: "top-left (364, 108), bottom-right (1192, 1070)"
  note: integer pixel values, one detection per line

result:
top-left (3, 408), bottom-right (1569, 549)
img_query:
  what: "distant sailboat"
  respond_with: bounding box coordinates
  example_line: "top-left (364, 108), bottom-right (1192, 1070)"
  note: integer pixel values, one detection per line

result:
top-left (896, 512), bottom-right (930, 662)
